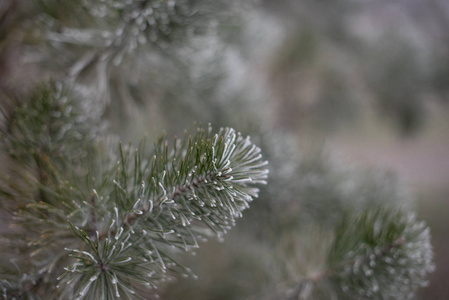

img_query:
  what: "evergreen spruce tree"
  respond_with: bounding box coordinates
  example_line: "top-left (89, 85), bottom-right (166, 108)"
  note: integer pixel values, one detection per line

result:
top-left (0, 0), bottom-right (435, 299)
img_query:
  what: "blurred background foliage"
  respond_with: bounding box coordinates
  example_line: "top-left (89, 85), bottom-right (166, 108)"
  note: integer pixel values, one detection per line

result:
top-left (1, 0), bottom-right (449, 298)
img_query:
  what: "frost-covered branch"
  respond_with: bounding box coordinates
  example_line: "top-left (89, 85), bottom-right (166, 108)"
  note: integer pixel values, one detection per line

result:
top-left (276, 208), bottom-right (434, 300)
top-left (0, 83), bottom-right (268, 299)
top-left (56, 126), bottom-right (268, 299)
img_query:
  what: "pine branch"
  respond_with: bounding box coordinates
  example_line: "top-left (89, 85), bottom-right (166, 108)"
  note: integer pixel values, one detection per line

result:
top-left (34, 0), bottom-right (239, 72)
top-left (1, 82), bottom-right (268, 298)
top-left (0, 82), bottom-right (97, 175)
top-left (55, 126), bottom-right (268, 299)
top-left (278, 207), bottom-right (434, 300)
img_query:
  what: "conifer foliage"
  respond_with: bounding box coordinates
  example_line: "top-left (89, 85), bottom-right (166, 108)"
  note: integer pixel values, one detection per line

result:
top-left (0, 84), bottom-right (268, 299)
top-left (0, 0), bottom-right (436, 299)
